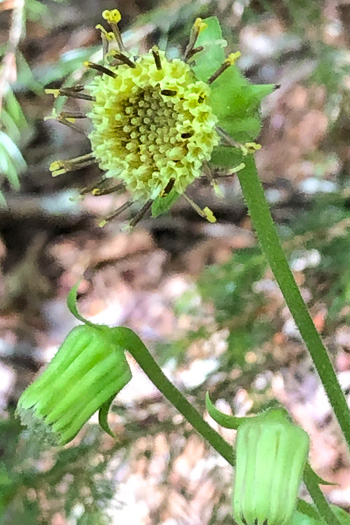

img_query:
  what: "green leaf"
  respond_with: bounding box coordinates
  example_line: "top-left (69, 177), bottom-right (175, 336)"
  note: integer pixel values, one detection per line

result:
top-left (210, 145), bottom-right (244, 168)
top-left (98, 396), bottom-right (116, 438)
top-left (67, 282), bottom-right (95, 327)
top-left (151, 189), bottom-right (180, 218)
top-left (205, 392), bottom-right (246, 429)
top-left (191, 17), bottom-right (226, 81)
top-left (209, 63), bottom-right (274, 120)
top-left (219, 116), bottom-right (262, 142)
top-left (292, 505), bottom-right (350, 525)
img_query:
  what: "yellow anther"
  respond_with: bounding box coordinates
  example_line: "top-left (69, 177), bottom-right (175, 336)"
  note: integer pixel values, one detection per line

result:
top-left (227, 51), bottom-right (241, 65)
top-left (241, 142), bottom-right (261, 155)
top-left (203, 207), bottom-right (216, 223)
top-left (49, 161), bottom-right (66, 177)
top-left (95, 24), bottom-right (115, 41)
top-left (45, 89), bottom-right (60, 98)
top-left (102, 9), bottom-right (121, 23)
top-left (193, 18), bottom-right (207, 33)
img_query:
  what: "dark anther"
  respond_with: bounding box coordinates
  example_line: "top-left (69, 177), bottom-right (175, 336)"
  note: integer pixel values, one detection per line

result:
top-left (207, 62), bottom-right (231, 84)
top-left (58, 88), bottom-right (96, 101)
top-left (162, 178), bottom-right (175, 196)
top-left (151, 46), bottom-right (162, 70)
top-left (129, 200), bottom-right (153, 227)
top-left (161, 89), bottom-right (177, 96)
top-left (185, 45), bottom-right (204, 62)
top-left (84, 61), bottom-right (117, 78)
top-left (113, 52), bottom-right (136, 68)
top-left (104, 201), bottom-right (133, 222)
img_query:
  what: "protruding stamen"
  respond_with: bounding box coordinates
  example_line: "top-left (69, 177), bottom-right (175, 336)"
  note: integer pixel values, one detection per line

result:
top-left (92, 182), bottom-right (125, 196)
top-left (80, 179), bottom-right (106, 196)
top-left (50, 153), bottom-right (95, 177)
top-left (60, 111), bottom-right (87, 119)
top-left (207, 52), bottom-right (241, 84)
top-left (95, 24), bottom-right (115, 57)
top-left (185, 45), bottom-right (204, 62)
top-left (84, 61), bottom-right (117, 78)
top-left (99, 200), bottom-right (133, 227)
top-left (215, 126), bottom-right (241, 148)
top-left (216, 126), bottom-right (261, 156)
top-left (45, 110), bottom-right (87, 134)
top-left (202, 164), bottom-right (224, 198)
top-left (151, 46), bottom-right (162, 70)
top-left (161, 89), bottom-right (177, 97)
top-left (184, 18), bottom-right (207, 62)
top-left (102, 9), bottom-right (125, 52)
top-left (183, 194), bottom-right (216, 223)
top-left (45, 87), bottom-right (95, 101)
top-left (241, 142), bottom-right (261, 155)
top-left (129, 200), bottom-right (153, 228)
top-left (56, 115), bottom-right (86, 135)
top-left (111, 51), bottom-right (136, 69)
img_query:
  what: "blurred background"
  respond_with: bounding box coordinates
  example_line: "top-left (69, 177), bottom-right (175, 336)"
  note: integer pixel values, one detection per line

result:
top-left (1, 0), bottom-right (350, 523)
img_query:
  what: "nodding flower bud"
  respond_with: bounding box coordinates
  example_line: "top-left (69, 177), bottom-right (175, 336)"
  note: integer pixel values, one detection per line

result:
top-left (233, 408), bottom-right (309, 525)
top-left (16, 325), bottom-right (132, 446)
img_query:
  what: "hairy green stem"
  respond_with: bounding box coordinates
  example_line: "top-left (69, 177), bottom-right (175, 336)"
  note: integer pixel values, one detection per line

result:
top-left (303, 465), bottom-right (341, 525)
top-left (238, 156), bottom-right (350, 448)
top-left (112, 326), bottom-right (235, 465)
top-left (112, 327), bottom-right (338, 524)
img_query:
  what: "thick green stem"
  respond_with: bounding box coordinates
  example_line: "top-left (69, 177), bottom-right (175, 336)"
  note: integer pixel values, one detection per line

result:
top-left (111, 326), bottom-right (338, 524)
top-left (112, 326), bottom-right (235, 465)
top-left (238, 156), bottom-right (350, 448)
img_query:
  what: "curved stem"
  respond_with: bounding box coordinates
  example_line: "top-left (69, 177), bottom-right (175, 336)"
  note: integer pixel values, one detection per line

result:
top-left (111, 326), bottom-right (235, 465)
top-left (303, 464), bottom-right (341, 525)
top-left (238, 157), bottom-right (350, 449)
top-left (111, 326), bottom-right (338, 524)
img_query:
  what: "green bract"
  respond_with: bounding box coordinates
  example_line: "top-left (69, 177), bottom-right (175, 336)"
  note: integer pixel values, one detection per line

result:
top-left (16, 286), bottom-right (133, 446)
top-left (192, 17), bottom-right (274, 145)
top-left (291, 506), bottom-right (350, 525)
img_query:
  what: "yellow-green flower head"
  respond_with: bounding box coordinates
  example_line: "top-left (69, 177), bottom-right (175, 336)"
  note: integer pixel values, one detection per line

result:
top-left (47, 11), bottom-right (275, 225)
top-left (87, 50), bottom-right (218, 200)
top-left (16, 325), bottom-right (132, 446)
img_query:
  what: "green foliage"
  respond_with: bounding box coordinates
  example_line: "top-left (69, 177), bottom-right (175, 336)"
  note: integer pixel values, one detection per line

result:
top-left (192, 17), bottom-right (274, 142)
top-left (280, 196), bottom-right (350, 326)
top-left (0, 415), bottom-right (116, 525)
top-left (0, 90), bottom-right (28, 204)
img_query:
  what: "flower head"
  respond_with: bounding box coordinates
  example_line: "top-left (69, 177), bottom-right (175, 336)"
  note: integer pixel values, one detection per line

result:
top-left (47, 11), bottom-right (274, 225)
top-left (233, 408), bottom-right (309, 525)
top-left (16, 324), bottom-right (132, 446)
top-left (87, 49), bottom-right (218, 201)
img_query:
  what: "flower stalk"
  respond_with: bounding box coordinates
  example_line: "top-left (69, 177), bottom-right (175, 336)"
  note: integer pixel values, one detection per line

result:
top-left (237, 155), bottom-right (350, 450)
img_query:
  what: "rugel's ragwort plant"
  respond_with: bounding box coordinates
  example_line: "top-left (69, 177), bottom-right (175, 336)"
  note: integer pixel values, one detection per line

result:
top-left (18, 10), bottom-right (350, 525)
